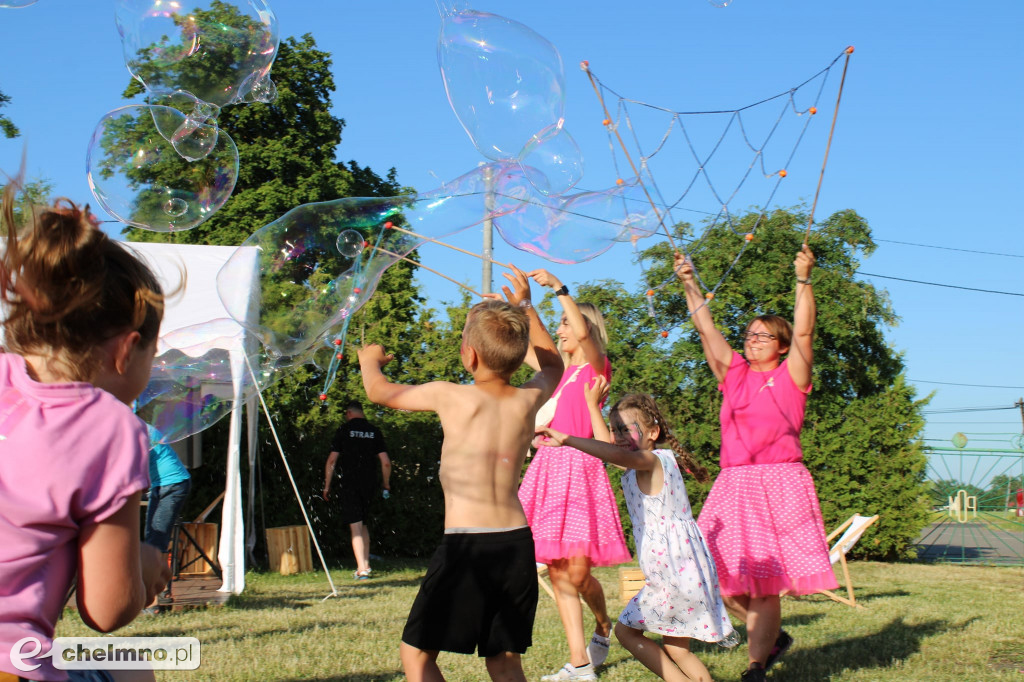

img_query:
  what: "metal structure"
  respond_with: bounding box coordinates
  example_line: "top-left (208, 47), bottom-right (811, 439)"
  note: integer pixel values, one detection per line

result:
top-left (915, 435), bottom-right (1024, 566)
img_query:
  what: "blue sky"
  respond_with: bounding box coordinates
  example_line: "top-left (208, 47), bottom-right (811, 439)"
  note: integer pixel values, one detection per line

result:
top-left (2, 0), bottom-right (1022, 457)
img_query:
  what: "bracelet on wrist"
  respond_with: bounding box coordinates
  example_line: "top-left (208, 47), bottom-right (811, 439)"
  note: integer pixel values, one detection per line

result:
top-left (553, 284), bottom-right (569, 297)
top-left (797, 277), bottom-right (812, 285)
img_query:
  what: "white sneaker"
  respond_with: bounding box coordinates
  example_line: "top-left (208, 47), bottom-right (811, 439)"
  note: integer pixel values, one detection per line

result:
top-left (540, 663), bottom-right (597, 681)
top-left (587, 633), bottom-right (611, 667)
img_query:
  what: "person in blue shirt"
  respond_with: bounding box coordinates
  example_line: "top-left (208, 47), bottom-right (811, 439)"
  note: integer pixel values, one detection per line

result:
top-left (144, 426), bottom-right (192, 605)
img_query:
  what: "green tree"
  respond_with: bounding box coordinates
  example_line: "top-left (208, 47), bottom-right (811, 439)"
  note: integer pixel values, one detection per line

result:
top-left (0, 89), bottom-right (18, 139)
top-left (109, 17), bottom-right (468, 562)
top-left (598, 208), bottom-right (931, 560)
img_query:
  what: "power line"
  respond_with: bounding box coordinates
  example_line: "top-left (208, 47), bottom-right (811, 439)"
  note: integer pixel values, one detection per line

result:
top-left (923, 405), bottom-right (1019, 415)
top-left (911, 379), bottom-right (1024, 389)
top-left (876, 238), bottom-right (1024, 259)
top-left (857, 271), bottom-right (1024, 297)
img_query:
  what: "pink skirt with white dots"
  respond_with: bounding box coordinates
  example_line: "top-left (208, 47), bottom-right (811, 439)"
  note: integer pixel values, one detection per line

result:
top-left (697, 462), bottom-right (838, 597)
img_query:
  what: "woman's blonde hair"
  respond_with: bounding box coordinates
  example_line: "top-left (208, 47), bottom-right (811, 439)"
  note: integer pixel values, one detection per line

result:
top-left (1, 176), bottom-right (164, 382)
top-left (611, 393), bottom-right (710, 484)
top-left (558, 301), bottom-right (608, 365)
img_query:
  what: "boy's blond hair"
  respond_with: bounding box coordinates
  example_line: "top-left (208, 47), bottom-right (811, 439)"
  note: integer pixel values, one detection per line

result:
top-left (464, 299), bottom-right (530, 378)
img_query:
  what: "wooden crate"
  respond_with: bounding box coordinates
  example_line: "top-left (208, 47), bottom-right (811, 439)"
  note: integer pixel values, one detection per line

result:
top-left (266, 525), bottom-right (313, 575)
top-left (177, 522), bottom-right (219, 576)
top-left (618, 566), bottom-right (646, 604)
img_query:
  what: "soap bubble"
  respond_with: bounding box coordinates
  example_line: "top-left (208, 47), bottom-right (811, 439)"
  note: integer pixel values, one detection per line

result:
top-left (137, 319), bottom-right (271, 444)
top-left (115, 0), bottom-right (279, 108)
top-left (517, 124), bottom-right (583, 196)
top-left (491, 172), bottom-right (664, 263)
top-left (87, 104), bottom-right (239, 232)
top-left (0, 0), bottom-right (38, 7)
top-left (438, 6), bottom-right (583, 195)
top-left (216, 163), bottom-right (669, 364)
top-left (439, 7), bottom-right (565, 160)
top-left (336, 229), bottom-right (365, 258)
top-left (218, 163), bottom-right (530, 360)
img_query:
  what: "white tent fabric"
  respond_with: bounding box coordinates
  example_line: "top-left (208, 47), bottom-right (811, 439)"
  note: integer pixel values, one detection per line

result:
top-left (128, 242), bottom-right (260, 595)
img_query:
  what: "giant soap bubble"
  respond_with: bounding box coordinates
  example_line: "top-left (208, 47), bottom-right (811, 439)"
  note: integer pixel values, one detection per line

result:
top-left (218, 162), bottom-right (530, 361)
top-left (0, 1), bottom-right (39, 7)
top-left (438, 5), bottom-right (582, 195)
top-left (87, 104), bottom-right (239, 232)
top-left (115, 0), bottom-right (279, 109)
top-left (217, 163), bottom-right (665, 365)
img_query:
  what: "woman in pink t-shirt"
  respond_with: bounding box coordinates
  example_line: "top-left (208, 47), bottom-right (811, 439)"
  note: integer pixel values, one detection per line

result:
top-left (518, 269), bottom-right (630, 681)
top-left (0, 176), bottom-right (170, 682)
top-left (675, 246), bottom-right (836, 682)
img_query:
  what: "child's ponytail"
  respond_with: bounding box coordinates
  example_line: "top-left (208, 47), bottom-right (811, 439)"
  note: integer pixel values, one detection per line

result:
top-left (1, 173), bottom-right (164, 382)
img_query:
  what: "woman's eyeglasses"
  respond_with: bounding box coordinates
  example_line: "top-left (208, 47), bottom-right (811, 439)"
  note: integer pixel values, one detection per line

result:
top-left (744, 331), bottom-right (776, 342)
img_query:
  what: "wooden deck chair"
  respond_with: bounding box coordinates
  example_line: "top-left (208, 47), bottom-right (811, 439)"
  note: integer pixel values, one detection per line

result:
top-left (818, 513), bottom-right (879, 608)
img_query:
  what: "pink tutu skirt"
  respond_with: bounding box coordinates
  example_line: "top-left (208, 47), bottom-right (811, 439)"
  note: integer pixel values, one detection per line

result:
top-left (519, 444), bottom-right (631, 566)
top-left (697, 462), bottom-right (838, 597)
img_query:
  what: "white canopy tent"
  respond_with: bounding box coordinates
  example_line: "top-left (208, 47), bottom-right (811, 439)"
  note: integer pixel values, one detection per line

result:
top-left (129, 242), bottom-right (260, 594)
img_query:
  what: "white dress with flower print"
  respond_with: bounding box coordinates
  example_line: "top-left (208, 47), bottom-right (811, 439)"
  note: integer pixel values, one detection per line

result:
top-left (618, 450), bottom-right (734, 642)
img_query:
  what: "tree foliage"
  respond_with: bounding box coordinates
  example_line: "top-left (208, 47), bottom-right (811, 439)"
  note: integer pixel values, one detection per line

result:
top-left (0, 89), bottom-right (18, 139)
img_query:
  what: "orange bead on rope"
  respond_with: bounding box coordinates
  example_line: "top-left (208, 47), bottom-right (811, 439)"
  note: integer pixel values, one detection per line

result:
top-left (778, 169), bottom-right (787, 178)
top-left (602, 118), bottom-right (611, 126)
top-left (333, 339), bottom-right (342, 346)
top-left (809, 107), bottom-right (817, 115)
top-left (616, 178), bottom-right (624, 186)
top-left (705, 292), bottom-right (714, 300)
top-left (744, 233), bottom-right (754, 242)
top-left (660, 330), bottom-right (669, 338)
top-left (384, 221), bottom-right (393, 229)
top-left (845, 46), bottom-right (855, 54)
top-left (646, 289), bottom-right (654, 297)
top-left (319, 394), bottom-right (327, 401)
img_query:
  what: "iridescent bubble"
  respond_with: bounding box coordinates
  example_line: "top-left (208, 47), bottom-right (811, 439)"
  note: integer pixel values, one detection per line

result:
top-left (438, 6), bottom-right (566, 163)
top-left (136, 319), bottom-right (270, 444)
top-left (517, 124), bottom-right (583, 196)
top-left (164, 197), bottom-right (188, 217)
top-left (115, 0), bottom-right (279, 108)
top-left (336, 230), bottom-right (365, 259)
top-left (240, 74), bottom-right (278, 104)
top-left (0, 0), bottom-right (38, 7)
top-left (490, 171), bottom-right (663, 263)
top-left (218, 163), bottom-right (525, 360)
top-left (87, 104), bottom-right (239, 232)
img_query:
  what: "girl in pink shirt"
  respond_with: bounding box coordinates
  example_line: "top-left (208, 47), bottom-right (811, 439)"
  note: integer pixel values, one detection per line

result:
top-left (0, 174), bottom-right (170, 682)
top-left (675, 246), bottom-right (836, 682)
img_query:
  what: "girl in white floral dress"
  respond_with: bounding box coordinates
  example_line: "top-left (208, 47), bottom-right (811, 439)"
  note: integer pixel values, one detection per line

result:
top-left (538, 387), bottom-right (734, 682)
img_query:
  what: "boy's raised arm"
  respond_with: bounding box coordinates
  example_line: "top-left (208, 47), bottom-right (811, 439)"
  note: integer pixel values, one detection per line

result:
top-left (358, 344), bottom-right (445, 412)
top-left (500, 265), bottom-right (563, 394)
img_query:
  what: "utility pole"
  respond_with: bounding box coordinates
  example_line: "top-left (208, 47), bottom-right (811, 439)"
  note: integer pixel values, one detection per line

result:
top-left (482, 164), bottom-right (494, 294)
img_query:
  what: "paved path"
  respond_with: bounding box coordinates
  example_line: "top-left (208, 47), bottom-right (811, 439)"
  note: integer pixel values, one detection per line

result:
top-left (914, 520), bottom-right (1023, 563)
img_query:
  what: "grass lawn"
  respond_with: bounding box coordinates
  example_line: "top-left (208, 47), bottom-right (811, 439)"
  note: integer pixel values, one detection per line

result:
top-left (56, 560), bottom-right (1024, 681)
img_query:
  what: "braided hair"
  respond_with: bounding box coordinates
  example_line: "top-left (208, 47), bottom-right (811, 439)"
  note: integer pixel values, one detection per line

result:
top-left (612, 393), bottom-right (710, 484)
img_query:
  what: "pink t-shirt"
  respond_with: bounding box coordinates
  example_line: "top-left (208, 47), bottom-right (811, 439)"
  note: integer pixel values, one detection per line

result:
top-left (547, 357), bottom-right (612, 438)
top-left (0, 354), bottom-right (149, 681)
top-left (718, 351), bottom-right (810, 468)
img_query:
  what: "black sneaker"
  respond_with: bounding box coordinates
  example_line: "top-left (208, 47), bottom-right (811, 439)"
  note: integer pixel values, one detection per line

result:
top-left (765, 630), bottom-right (793, 671)
top-left (740, 666), bottom-right (767, 682)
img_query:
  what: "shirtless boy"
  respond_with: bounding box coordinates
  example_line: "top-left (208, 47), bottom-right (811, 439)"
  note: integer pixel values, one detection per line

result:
top-left (358, 265), bottom-right (563, 682)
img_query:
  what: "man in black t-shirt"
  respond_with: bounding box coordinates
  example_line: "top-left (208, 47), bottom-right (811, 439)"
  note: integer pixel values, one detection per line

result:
top-left (323, 401), bottom-right (391, 579)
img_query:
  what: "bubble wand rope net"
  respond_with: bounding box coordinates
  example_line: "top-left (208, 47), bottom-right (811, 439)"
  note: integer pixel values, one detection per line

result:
top-left (805, 46), bottom-right (854, 246)
top-left (581, 61), bottom-right (677, 254)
